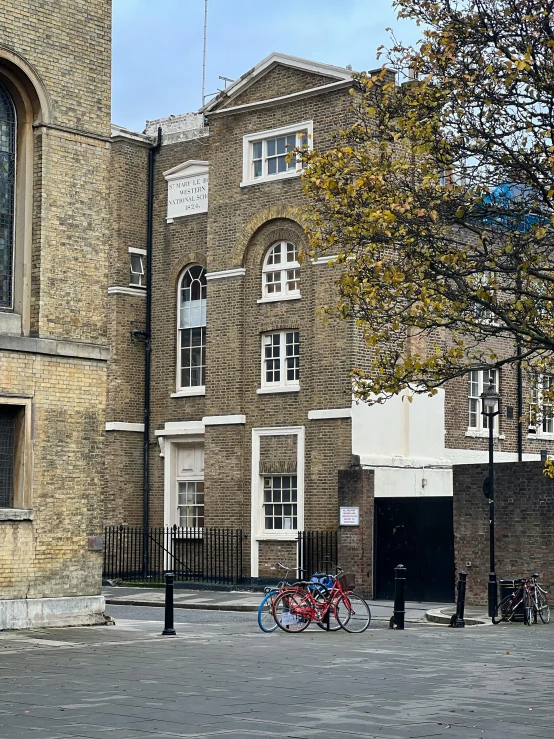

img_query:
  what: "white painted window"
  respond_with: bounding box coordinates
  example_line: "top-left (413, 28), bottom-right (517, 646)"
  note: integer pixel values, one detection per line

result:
top-left (472, 271), bottom-right (496, 323)
top-left (177, 481), bottom-right (204, 527)
top-left (129, 249), bottom-right (146, 288)
top-left (263, 475), bottom-right (298, 531)
top-left (241, 121), bottom-right (313, 187)
top-left (529, 375), bottom-right (554, 436)
top-left (261, 241), bottom-right (300, 300)
top-left (468, 368), bottom-right (498, 431)
top-left (261, 331), bottom-right (300, 390)
top-left (173, 443), bottom-right (205, 529)
top-left (178, 265), bottom-right (206, 390)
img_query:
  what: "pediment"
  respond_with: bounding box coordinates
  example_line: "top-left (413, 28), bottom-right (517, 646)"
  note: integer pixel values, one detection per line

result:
top-left (163, 160), bottom-right (209, 182)
top-left (201, 53), bottom-right (353, 114)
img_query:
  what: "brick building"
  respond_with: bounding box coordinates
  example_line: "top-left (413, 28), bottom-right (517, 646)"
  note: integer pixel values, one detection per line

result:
top-left (106, 53), bottom-right (552, 600)
top-left (0, 1), bottom-right (110, 628)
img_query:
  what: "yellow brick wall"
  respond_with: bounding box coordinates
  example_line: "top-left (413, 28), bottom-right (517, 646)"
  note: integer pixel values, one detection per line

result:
top-left (0, 353), bottom-right (106, 599)
top-left (0, 1), bottom-right (110, 606)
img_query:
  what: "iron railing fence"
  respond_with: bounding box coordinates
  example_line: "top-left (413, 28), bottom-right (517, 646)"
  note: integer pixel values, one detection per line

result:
top-left (103, 525), bottom-right (243, 585)
top-left (297, 530), bottom-right (339, 578)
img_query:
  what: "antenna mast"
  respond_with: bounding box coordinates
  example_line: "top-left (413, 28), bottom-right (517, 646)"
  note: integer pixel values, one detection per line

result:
top-left (202, 0), bottom-right (208, 106)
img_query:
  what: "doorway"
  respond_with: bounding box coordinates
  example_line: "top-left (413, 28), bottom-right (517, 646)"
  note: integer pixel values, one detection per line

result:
top-left (374, 497), bottom-right (455, 602)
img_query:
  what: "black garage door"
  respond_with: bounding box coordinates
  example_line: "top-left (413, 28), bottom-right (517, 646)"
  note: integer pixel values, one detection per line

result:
top-left (374, 497), bottom-right (455, 602)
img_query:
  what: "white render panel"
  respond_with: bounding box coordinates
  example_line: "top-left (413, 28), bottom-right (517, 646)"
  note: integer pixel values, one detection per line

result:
top-left (352, 388), bottom-right (447, 460)
top-left (373, 466), bottom-right (453, 498)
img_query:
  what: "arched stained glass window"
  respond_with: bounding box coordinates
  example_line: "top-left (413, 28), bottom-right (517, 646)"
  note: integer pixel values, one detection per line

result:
top-left (178, 265), bottom-right (207, 389)
top-left (0, 83), bottom-right (15, 308)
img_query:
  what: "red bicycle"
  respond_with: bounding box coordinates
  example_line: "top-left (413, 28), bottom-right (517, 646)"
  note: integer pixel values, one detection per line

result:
top-left (272, 570), bottom-right (371, 633)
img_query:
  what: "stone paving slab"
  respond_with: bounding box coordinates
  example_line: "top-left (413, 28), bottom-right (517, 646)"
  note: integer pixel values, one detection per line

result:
top-left (0, 613), bottom-right (552, 738)
top-left (103, 587), bottom-right (449, 622)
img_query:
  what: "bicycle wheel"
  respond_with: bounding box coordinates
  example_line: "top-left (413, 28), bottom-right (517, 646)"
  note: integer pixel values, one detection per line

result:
top-left (257, 590), bottom-right (278, 633)
top-left (273, 590), bottom-right (312, 633)
top-left (336, 593), bottom-right (371, 633)
top-left (492, 595), bottom-right (514, 624)
top-left (537, 590), bottom-right (551, 624)
top-left (524, 590), bottom-right (534, 626)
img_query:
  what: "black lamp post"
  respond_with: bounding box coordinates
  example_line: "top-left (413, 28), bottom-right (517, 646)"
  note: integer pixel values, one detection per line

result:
top-left (481, 379), bottom-right (500, 617)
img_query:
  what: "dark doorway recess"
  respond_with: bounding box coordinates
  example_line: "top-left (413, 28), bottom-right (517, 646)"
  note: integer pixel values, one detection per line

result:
top-left (374, 497), bottom-right (455, 602)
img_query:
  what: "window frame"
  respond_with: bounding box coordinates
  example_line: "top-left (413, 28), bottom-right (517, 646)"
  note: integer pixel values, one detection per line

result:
top-left (175, 265), bottom-right (207, 396)
top-left (128, 247), bottom-right (146, 288)
top-left (241, 121), bottom-right (313, 187)
top-left (259, 241), bottom-right (301, 303)
top-left (262, 474), bottom-right (298, 533)
top-left (251, 426), bottom-right (305, 546)
top-left (0, 82), bottom-right (16, 311)
top-left (529, 374), bottom-right (554, 437)
top-left (259, 330), bottom-right (300, 394)
top-left (467, 368), bottom-right (499, 434)
top-left (0, 397), bottom-right (32, 514)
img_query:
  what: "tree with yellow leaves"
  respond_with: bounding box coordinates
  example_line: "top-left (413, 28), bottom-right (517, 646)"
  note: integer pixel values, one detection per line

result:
top-left (302, 0), bottom-right (554, 421)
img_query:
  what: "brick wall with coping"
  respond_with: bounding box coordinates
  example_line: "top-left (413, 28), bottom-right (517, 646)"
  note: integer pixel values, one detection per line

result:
top-left (453, 460), bottom-right (554, 604)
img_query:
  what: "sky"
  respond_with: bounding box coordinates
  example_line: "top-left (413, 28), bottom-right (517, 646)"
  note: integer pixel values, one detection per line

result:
top-left (112, 0), bottom-right (421, 133)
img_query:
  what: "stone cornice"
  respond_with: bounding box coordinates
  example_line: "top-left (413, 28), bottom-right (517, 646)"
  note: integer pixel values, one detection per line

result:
top-left (0, 335), bottom-right (110, 362)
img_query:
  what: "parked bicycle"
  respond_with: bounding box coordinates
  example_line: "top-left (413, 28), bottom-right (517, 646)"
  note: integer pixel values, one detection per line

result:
top-left (272, 568), bottom-right (371, 633)
top-left (257, 562), bottom-right (303, 633)
top-left (257, 562), bottom-right (342, 632)
top-left (492, 574), bottom-right (550, 625)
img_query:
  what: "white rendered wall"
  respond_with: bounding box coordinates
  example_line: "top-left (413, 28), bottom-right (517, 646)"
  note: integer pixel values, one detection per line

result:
top-left (351, 389), bottom-right (540, 498)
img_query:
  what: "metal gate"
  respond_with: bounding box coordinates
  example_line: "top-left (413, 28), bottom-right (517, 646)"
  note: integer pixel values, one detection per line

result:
top-left (297, 530), bottom-right (338, 577)
top-left (374, 497), bottom-right (455, 602)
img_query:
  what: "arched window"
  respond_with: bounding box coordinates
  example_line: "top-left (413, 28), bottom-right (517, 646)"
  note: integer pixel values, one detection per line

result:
top-left (0, 83), bottom-right (16, 309)
top-left (178, 265), bottom-right (207, 390)
top-left (262, 241), bottom-right (300, 300)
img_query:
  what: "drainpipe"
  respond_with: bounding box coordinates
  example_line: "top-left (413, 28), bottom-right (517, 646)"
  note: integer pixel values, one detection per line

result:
top-left (517, 344), bottom-right (523, 461)
top-left (142, 126), bottom-right (162, 578)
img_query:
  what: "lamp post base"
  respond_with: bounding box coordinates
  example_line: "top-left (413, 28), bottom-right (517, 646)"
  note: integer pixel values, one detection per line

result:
top-left (488, 572), bottom-right (497, 617)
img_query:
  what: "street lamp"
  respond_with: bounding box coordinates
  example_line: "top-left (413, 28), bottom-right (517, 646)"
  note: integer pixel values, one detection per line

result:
top-left (481, 379), bottom-right (500, 617)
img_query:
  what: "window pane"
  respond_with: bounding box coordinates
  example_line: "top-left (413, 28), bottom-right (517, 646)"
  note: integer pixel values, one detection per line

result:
top-left (253, 142), bottom-right (262, 159)
top-left (0, 408), bottom-right (15, 507)
top-left (286, 242), bottom-right (298, 262)
top-left (267, 139), bottom-right (276, 157)
top-left (277, 156), bottom-right (287, 173)
top-left (253, 159), bottom-right (262, 178)
top-left (180, 327), bottom-right (206, 387)
top-left (276, 136), bottom-right (287, 155)
top-left (0, 84), bottom-right (16, 308)
top-left (468, 398), bottom-right (478, 429)
top-left (265, 271), bottom-right (281, 295)
top-left (268, 158), bottom-right (277, 175)
top-left (263, 475), bottom-right (298, 531)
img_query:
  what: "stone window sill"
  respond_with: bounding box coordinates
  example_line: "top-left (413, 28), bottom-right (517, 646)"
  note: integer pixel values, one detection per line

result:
top-left (465, 430), bottom-right (505, 440)
top-left (0, 508), bottom-right (33, 521)
top-left (257, 294), bottom-right (301, 305)
top-left (256, 533), bottom-right (298, 542)
top-left (527, 433), bottom-right (554, 441)
top-left (257, 386), bottom-right (300, 395)
top-left (171, 387), bottom-right (206, 398)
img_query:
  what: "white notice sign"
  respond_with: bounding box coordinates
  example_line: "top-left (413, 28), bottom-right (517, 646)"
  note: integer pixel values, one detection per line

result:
top-left (340, 507), bottom-right (360, 526)
top-left (167, 173), bottom-right (209, 219)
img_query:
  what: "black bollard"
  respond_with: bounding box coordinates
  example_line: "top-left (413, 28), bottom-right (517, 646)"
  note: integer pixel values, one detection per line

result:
top-left (393, 564), bottom-right (406, 630)
top-left (453, 571), bottom-right (467, 628)
top-left (162, 571), bottom-right (177, 636)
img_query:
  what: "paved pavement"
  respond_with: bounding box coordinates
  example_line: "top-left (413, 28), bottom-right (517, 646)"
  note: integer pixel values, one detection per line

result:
top-left (103, 587), bottom-right (451, 622)
top-left (0, 605), bottom-right (552, 738)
